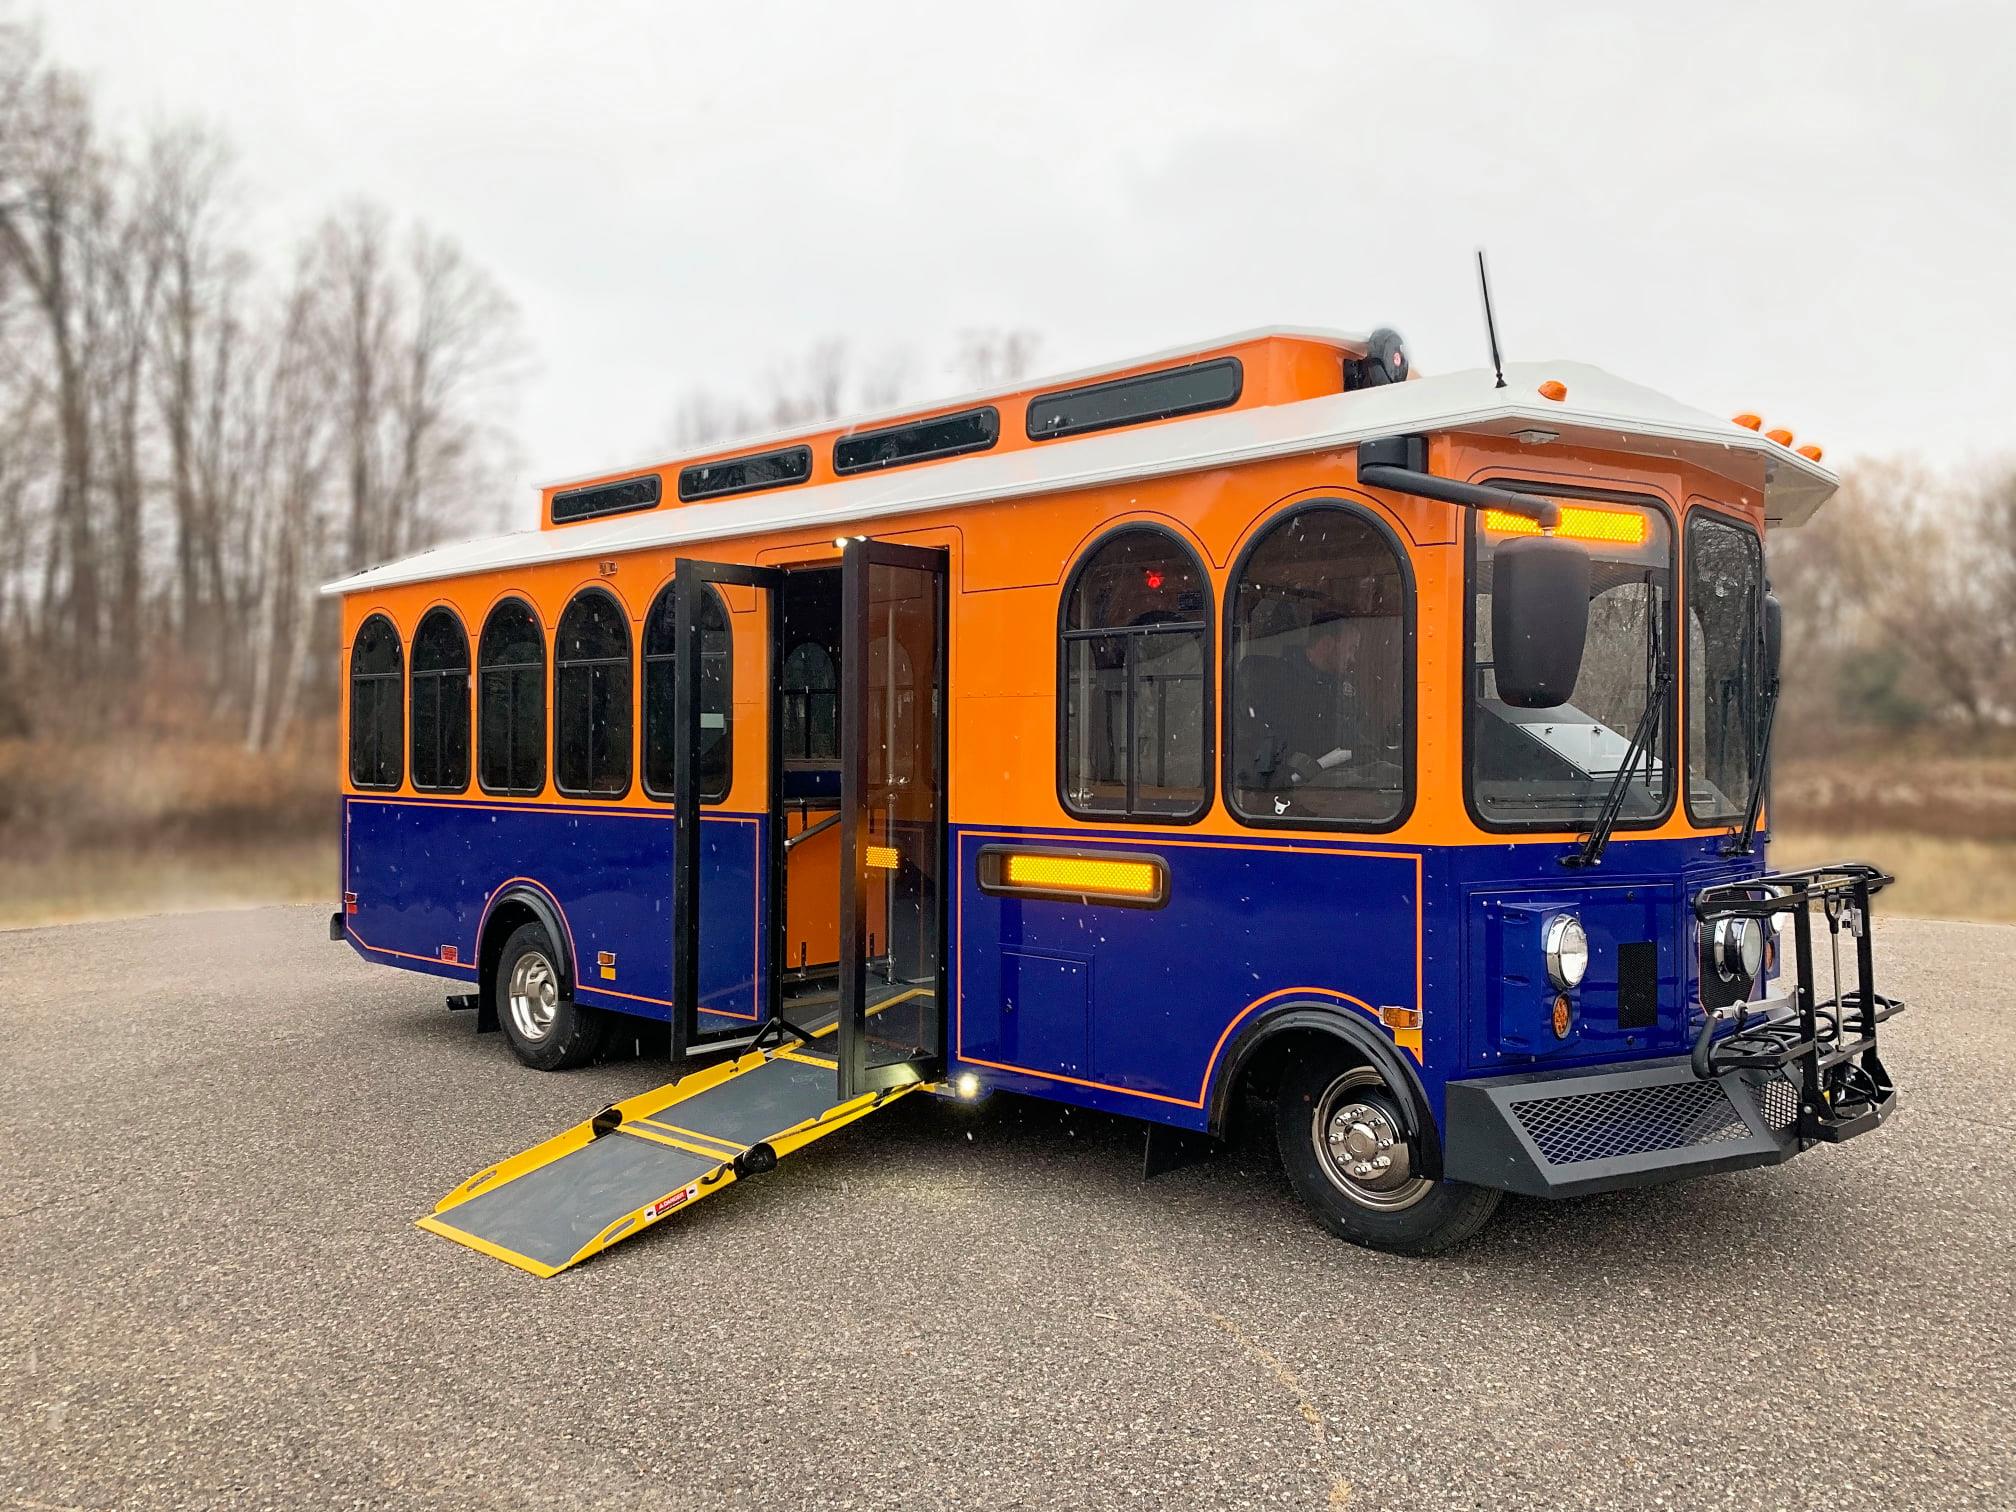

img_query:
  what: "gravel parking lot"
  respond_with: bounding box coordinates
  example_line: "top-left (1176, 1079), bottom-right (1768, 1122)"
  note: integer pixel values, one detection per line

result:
top-left (2, 906), bottom-right (2010, 1510)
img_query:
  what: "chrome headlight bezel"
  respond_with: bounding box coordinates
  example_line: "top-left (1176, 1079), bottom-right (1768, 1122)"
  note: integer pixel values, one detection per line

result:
top-left (1711, 915), bottom-right (1765, 984)
top-left (1543, 914), bottom-right (1589, 992)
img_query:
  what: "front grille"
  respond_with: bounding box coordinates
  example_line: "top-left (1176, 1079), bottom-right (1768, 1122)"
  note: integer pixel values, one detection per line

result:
top-left (1510, 1079), bottom-right (1751, 1165)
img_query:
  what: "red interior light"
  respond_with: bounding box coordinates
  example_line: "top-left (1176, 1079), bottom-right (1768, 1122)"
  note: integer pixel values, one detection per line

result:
top-left (1144, 568), bottom-right (1165, 590)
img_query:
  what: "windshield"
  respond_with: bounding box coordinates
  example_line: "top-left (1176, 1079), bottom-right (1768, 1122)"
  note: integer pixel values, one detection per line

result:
top-left (1470, 496), bottom-right (1674, 827)
top-left (1686, 513), bottom-right (1766, 822)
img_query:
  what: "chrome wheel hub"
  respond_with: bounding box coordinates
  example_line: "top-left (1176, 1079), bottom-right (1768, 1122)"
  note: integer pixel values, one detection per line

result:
top-left (1313, 1067), bottom-right (1432, 1212)
top-left (1330, 1102), bottom-right (1401, 1180)
top-left (508, 951), bottom-right (561, 1042)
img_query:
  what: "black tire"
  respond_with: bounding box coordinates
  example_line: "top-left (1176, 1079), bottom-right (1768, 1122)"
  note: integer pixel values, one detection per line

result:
top-left (494, 921), bottom-right (606, 1071)
top-left (1274, 1052), bottom-right (1500, 1256)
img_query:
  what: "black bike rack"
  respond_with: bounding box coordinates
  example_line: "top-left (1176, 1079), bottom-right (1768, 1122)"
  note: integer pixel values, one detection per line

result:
top-left (1692, 863), bottom-right (1903, 1144)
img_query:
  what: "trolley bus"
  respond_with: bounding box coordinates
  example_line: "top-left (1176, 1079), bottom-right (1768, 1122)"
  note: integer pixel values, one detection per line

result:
top-left (326, 326), bottom-right (1902, 1276)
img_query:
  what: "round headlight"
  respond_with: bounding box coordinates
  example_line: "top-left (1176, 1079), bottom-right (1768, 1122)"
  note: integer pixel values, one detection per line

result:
top-left (1543, 914), bottom-right (1589, 991)
top-left (1712, 917), bottom-right (1765, 984)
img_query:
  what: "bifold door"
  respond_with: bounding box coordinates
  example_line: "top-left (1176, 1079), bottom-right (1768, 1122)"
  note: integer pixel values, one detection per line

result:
top-left (836, 540), bottom-right (949, 1098)
top-left (670, 559), bottom-right (783, 1060)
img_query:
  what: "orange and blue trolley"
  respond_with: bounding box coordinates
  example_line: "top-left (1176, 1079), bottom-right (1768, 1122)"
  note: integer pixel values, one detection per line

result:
top-left (325, 327), bottom-right (1902, 1274)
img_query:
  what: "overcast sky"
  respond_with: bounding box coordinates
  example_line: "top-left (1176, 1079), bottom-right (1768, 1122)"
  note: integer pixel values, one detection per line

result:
top-left (43, 1), bottom-right (2016, 518)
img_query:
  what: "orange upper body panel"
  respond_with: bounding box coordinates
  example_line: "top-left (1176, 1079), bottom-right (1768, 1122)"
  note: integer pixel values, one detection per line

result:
top-left (341, 432), bottom-right (1767, 852)
top-left (536, 333), bottom-right (1357, 531)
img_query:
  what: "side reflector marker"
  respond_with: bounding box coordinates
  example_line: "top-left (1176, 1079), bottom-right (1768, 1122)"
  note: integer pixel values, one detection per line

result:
top-left (976, 846), bottom-right (1170, 908)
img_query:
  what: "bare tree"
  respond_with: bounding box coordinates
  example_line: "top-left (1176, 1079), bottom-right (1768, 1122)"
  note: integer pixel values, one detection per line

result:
top-left (0, 57), bottom-right (111, 674)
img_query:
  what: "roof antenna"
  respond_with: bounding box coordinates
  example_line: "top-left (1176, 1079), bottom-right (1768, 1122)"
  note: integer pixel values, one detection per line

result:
top-left (1477, 250), bottom-right (1507, 389)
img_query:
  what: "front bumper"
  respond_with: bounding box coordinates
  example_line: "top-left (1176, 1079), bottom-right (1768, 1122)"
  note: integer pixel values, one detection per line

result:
top-left (1442, 1054), bottom-right (1827, 1198)
top-left (1447, 861), bottom-right (1905, 1199)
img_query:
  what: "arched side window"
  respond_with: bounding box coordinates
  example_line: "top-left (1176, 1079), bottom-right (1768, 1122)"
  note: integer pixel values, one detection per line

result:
top-left (349, 614), bottom-right (404, 789)
top-left (641, 582), bottom-right (733, 803)
top-left (554, 587), bottom-right (634, 798)
top-left (478, 598), bottom-right (546, 796)
top-left (1058, 526), bottom-right (1211, 822)
top-left (1226, 505), bottom-right (1412, 828)
top-left (409, 608), bottom-right (470, 793)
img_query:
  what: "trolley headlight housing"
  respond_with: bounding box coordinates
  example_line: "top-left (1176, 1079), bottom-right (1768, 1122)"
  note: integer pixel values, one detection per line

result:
top-left (1711, 915), bottom-right (1766, 985)
top-left (1542, 914), bottom-right (1589, 992)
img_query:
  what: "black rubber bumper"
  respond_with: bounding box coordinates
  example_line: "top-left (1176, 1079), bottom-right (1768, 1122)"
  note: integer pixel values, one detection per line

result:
top-left (1442, 1055), bottom-right (1805, 1199)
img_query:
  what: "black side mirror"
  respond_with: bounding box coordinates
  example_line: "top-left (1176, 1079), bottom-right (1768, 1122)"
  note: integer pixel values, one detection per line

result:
top-left (1761, 588), bottom-right (1782, 685)
top-left (1492, 534), bottom-right (1591, 708)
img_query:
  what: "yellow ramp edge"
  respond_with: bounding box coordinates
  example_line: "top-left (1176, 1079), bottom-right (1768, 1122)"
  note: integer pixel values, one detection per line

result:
top-left (419, 1044), bottom-right (919, 1277)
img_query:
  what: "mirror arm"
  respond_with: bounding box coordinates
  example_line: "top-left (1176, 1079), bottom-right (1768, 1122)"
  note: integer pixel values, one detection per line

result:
top-left (1357, 434), bottom-right (1560, 529)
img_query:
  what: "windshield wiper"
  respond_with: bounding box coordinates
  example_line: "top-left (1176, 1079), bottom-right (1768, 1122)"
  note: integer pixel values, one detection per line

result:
top-left (1564, 579), bottom-right (1668, 869)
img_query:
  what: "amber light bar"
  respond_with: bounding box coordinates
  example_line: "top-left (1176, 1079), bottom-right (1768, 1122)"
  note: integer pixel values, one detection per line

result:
top-left (978, 847), bottom-right (1169, 908)
top-left (1483, 504), bottom-right (1647, 545)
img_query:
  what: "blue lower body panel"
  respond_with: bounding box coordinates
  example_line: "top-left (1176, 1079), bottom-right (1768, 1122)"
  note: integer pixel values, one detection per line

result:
top-left (341, 795), bottom-right (764, 1030)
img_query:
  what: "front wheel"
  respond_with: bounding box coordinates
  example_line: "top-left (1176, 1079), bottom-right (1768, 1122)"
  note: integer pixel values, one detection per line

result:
top-left (1275, 1056), bottom-right (1500, 1256)
top-left (495, 921), bottom-right (606, 1071)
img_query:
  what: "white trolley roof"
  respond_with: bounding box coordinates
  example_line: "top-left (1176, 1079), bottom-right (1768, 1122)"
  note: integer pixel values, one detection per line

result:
top-left (326, 336), bottom-right (1835, 598)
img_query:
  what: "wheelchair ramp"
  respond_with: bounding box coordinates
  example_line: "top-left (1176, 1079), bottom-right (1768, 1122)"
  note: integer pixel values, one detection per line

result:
top-left (419, 1044), bottom-right (916, 1277)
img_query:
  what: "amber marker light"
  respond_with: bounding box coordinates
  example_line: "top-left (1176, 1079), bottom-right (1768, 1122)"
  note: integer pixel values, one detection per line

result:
top-left (1483, 504), bottom-right (1648, 545)
top-left (1796, 443), bottom-right (1824, 462)
top-left (1732, 412), bottom-right (1763, 431)
top-left (1002, 853), bottom-right (1160, 897)
top-left (1765, 427), bottom-right (1795, 446)
top-left (1552, 995), bottom-right (1573, 1039)
top-left (1537, 379), bottom-right (1568, 401)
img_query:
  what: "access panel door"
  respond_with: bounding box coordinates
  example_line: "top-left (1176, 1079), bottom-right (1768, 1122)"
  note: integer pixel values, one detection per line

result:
top-left (670, 558), bottom-right (783, 1060)
top-left (836, 540), bottom-right (949, 1099)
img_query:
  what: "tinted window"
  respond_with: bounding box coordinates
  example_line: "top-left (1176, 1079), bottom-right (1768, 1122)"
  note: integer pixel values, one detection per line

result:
top-left (1228, 507), bottom-right (1409, 826)
top-left (550, 472), bottom-right (662, 524)
top-left (642, 582), bottom-right (733, 803)
top-left (781, 641), bottom-right (838, 762)
top-left (1060, 528), bottom-right (1210, 821)
top-left (1687, 514), bottom-right (1766, 823)
top-left (478, 599), bottom-right (546, 795)
top-left (409, 608), bottom-right (470, 793)
top-left (833, 407), bottom-right (998, 475)
top-left (678, 446), bottom-right (813, 501)
top-left (348, 614), bottom-right (403, 789)
top-left (554, 589), bottom-right (633, 797)
top-left (1028, 358), bottom-right (1242, 441)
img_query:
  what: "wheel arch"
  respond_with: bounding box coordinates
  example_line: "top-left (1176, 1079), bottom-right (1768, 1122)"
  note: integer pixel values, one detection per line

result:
top-left (1207, 1004), bottom-right (1442, 1180)
top-left (478, 884), bottom-right (576, 1002)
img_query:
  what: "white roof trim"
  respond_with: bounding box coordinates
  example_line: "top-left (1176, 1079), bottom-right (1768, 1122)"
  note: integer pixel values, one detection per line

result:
top-left (536, 325), bottom-right (1374, 491)
top-left (326, 359), bottom-right (1836, 598)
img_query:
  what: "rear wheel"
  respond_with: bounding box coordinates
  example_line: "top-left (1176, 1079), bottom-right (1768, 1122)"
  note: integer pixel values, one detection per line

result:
top-left (1275, 1055), bottom-right (1500, 1256)
top-left (495, 921), bottom-right (606, 1071)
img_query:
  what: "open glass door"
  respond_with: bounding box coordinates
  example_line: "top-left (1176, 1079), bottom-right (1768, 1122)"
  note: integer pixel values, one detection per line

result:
top-left (837, 540), bottom-right (949, 1099)
top-left (670, 558), bottom-right (783, 1061)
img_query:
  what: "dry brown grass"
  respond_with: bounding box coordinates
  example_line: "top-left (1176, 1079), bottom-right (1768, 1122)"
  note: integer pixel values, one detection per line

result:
top-left (0, 726), bottom-right (337, 929)
top-left (1767, 828), bottom-right (2016, 925)
top-left (0, 836), bottom-right (337, 929)
top-left (1772, 737), bottom-right (2016, 844)
top-left (1770, 742), bottom-right (2016, 923)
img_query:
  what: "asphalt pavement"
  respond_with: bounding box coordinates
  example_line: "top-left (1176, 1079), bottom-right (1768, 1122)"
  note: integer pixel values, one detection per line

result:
top-left (2, 906), bottom-right (2010, 1510)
